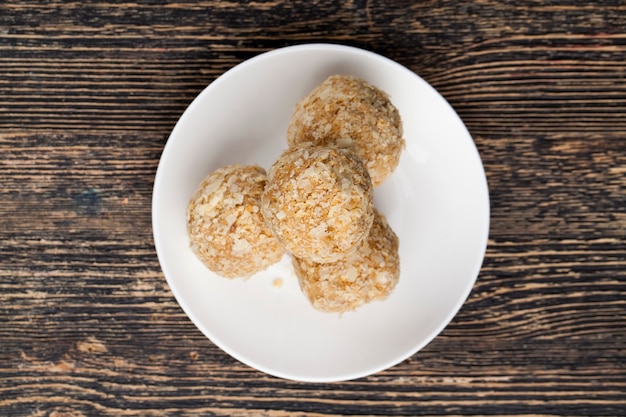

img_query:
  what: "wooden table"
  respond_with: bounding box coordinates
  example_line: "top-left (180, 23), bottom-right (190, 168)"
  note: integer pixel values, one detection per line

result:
top-left (2, 1), bottom-right (625, 415)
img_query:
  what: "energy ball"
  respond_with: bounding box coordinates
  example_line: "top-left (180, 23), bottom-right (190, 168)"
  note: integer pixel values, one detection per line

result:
top-left (261, 146), bottom-right (374, 263)
top-left (293, 210), bottom-right (400, 313)
top-left (286, 74), bottom-right (404, 187)
top-left (187, 165), bottom-right (283, 278)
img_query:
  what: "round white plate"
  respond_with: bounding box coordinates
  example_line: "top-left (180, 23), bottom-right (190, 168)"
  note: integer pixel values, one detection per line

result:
top-left (152, 44), bottom-right (489, 382)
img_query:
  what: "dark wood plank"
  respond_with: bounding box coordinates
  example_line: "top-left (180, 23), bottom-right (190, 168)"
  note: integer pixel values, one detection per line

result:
top-left (1, 0), bottom-right (625, 415)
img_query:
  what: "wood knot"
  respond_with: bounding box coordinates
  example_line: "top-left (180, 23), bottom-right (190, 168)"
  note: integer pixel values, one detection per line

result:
top-left (76, 337), bottom-right (108, 354)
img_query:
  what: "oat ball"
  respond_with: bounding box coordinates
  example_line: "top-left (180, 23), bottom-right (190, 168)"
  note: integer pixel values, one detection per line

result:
top-left (261, 146), bottom-right (374, 263)
top-left (293, 210), bottom-right (400, 313)
top-left (286, 74), bottom-right (404, 187)
top-left (187, 165), bottom-right (283, 278)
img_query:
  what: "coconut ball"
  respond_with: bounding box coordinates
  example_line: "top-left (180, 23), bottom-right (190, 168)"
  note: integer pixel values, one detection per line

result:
top-left (261, 146), bottom-right (374, 263)
top-left (286, 74), bottom-right (404, 187)
top-left (293, 209), bottom-right (400, 313)
top-left (187, 165), bottom-right (283, 278)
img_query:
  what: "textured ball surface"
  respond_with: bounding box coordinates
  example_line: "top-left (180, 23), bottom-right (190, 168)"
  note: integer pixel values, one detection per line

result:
top-left (187, 165), bottom-right (283, 278)
top-left (261, 146), bottom-right (374, 263)
top-left (294, 210), bottom-right (400, 313)
top-left (287, 75), bottom-right (404, 187)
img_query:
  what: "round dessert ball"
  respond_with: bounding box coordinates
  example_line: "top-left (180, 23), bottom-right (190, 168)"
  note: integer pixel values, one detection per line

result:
top-left (261, 146), bottom-right (374, 263)
top-left (293, 210), bottom-right (400, 313)
top-left (187, 165), bottom-right (283, 278)
top-left (286, 74), bottom-right (404, 187)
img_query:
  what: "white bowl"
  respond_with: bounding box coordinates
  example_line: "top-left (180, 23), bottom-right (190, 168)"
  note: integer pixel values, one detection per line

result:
top-left (152, 44), bottom-right (489, 382)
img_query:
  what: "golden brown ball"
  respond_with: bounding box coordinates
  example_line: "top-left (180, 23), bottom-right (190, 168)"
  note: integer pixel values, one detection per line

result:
top-left (287, 75), bottom-right (404, 187)
top-left (187, 165), bottom-right (283, 278)
top-left (261, 146), bottom-right (374, 263)
top-left (293, 210), bottom-right (400, 313)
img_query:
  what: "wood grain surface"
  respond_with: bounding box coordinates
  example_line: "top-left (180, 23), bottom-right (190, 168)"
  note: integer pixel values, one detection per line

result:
top-left (1, 0), bottom-right (625, 416)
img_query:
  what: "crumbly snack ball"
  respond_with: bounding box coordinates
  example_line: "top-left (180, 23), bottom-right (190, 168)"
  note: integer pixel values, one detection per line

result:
top-left (187, 165), bottom-right (283, 278)
top-left (261, 146), bottom-right (374, 263)
top-left (286, 74), bottom-right (404, 187)
top-left (293, 210), bottom-right (400, 313)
